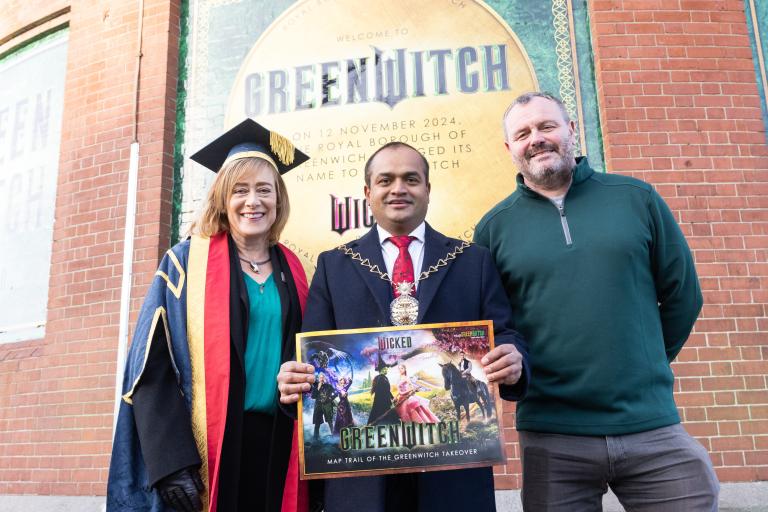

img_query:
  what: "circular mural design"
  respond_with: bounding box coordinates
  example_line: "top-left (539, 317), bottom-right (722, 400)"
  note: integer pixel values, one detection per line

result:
top-left (227, 0), bottom-right (537, 275)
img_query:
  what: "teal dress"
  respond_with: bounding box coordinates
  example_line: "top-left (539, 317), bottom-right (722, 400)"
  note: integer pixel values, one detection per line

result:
top-left (242, 272), bottom-right (282, 413)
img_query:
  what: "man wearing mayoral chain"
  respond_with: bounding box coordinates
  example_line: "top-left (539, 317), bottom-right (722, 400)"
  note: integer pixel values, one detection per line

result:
top-left (277, 141), bottom-right (530, 512)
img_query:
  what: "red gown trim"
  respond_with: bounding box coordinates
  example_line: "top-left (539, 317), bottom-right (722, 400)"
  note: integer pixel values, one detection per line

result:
top-left (203, 232), bottom-right (231, 512)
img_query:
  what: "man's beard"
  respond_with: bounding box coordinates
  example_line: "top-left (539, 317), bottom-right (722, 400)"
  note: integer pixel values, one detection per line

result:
top-left (516, 139), bottom-right (575, 191)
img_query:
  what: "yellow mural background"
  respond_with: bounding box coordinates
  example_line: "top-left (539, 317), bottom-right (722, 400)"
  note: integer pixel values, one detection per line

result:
top-left (226, 0), bottom-right (537, 273)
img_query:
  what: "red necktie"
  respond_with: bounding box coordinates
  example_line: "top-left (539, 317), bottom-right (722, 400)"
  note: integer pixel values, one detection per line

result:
top-left (388, 235), bottom-right (416, 297)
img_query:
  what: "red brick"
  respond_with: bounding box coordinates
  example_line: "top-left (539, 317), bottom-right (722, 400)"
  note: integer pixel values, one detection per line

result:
top-left (711, 436), bottom-right (755, 451)
top-left (677, 392), bottom-right (715, 406)
top-left (714, 392), bottom-right (736, 405)
top-left (730, 333), bottom-right (768, 346)
top-left (721, 451), bottom-right (746, 465)
top-left (732, 361), bottom-right (768, 375)
top-left (744, 450), bottom-right (768, 466)
top-left (701, 376), bottom-right (746, 391)
top-left (707, 406), bottom-right (751, 421)
top-left (717, 466), bottom-right (760, 482)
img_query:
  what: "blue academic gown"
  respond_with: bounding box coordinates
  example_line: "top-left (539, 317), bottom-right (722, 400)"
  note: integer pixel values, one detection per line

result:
top-left (303, 224), bottom-right (530, 512)
top-left (108, 236), bottom-right (305, 512)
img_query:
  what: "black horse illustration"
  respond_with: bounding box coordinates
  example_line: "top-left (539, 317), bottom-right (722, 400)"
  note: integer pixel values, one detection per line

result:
top-left (439, 361), bottom-right (493, 422)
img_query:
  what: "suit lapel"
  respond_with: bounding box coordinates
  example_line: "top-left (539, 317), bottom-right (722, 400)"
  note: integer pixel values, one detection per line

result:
top-left (344, 227), bottom-right (392, 322)
top-left (416, 224), bottom-right (456, 323)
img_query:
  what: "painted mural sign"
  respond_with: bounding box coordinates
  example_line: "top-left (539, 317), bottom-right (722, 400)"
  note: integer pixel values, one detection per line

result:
top-left (181, 0), bottom-right (602, 276)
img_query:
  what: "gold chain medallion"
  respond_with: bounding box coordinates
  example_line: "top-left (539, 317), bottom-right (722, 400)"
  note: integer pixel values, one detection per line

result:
top-left (390, 282), bottom-right (419, 326)
top-left (337, 241), bottom-right (471, 325)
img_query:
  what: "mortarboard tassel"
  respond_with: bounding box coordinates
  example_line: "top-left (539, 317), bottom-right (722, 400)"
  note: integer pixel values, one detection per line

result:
top-left (270, 131), bottom-right (296, 166)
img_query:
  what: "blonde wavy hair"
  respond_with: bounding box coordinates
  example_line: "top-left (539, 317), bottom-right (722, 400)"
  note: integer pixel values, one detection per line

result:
top-left (189, 157), bottom-right (290, 245)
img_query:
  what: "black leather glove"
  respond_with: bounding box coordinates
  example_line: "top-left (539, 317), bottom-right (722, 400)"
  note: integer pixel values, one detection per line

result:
top-left (155, 466), bottom-right (204, 512)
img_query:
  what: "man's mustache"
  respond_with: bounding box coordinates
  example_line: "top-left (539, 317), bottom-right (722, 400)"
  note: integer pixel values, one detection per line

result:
top-left (525, 143), bottom-right (560, 159)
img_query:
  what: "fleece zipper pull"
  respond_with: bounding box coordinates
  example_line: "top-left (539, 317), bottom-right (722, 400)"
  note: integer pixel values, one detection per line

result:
top-left (556, 202), bottom-right (573, 246)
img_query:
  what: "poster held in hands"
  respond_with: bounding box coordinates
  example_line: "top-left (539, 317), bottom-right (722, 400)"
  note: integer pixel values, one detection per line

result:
top-left (296, 320), bottom-right (506, 479)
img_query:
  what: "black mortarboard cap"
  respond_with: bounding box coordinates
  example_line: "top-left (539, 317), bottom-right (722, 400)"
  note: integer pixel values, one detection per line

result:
top-left (189, 118), bottom-right (309, 174)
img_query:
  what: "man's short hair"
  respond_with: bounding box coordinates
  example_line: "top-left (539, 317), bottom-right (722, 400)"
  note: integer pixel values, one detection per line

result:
top-left (364, 141), bottom-right (430, 186)
top-left (502, 92), bottom-right (571, 141)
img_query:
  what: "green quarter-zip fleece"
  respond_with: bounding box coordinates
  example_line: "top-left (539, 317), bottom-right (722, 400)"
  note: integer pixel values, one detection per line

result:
top-left (475, 157), bottom-right (703, 435)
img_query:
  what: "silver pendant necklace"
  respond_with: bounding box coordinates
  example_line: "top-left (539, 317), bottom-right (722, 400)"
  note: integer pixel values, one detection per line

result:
top-left (238, 255), bottom-right (270, 274)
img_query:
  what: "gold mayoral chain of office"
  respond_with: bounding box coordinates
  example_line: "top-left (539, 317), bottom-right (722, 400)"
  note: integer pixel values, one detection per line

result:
top-left (336, 240), bottom-right (472, 326)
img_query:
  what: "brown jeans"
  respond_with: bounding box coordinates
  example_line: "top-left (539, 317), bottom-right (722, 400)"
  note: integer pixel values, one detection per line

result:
top-left (519, 424), bottom-right (720, 511)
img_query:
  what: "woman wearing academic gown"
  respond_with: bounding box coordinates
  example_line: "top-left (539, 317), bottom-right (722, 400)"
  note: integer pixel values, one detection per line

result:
top-left (107, 120), bottom-right (311, 512)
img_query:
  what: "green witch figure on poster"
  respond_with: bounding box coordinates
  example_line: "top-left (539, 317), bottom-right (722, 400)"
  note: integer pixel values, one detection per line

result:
top-left (367, 353), bottom-right (396, 425)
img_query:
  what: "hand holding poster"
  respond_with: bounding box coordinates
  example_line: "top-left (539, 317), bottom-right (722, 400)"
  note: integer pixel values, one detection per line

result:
top-left (296, 320), bottom-right (505, 479)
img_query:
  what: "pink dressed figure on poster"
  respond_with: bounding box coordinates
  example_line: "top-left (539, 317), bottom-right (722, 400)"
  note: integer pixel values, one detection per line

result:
top-left (394, 364), bottom-right (438, 423)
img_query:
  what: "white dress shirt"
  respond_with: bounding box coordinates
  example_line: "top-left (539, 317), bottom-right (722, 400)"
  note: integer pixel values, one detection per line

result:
top-left (376, 222), bottom-right (426, 290)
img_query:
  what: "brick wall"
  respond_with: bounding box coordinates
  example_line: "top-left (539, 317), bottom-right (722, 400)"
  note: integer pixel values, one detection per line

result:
top-left (589, 0), bottom-right (768, 482)
top-left (0, 0), bottom-right (69, 49)
top-left (0, 0), bottom-right (180, 495)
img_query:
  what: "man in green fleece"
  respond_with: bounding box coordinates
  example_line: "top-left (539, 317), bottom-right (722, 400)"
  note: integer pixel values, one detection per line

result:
top-left (474, 92), bottom-right (719, 511)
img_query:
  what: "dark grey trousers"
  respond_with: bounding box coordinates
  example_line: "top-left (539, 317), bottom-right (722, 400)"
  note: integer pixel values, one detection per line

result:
top-left (519, 424), bottom-right (719, 511)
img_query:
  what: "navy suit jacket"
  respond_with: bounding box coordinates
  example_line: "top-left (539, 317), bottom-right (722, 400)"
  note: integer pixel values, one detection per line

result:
top-left (303, 224), bottom-right (529, 512)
